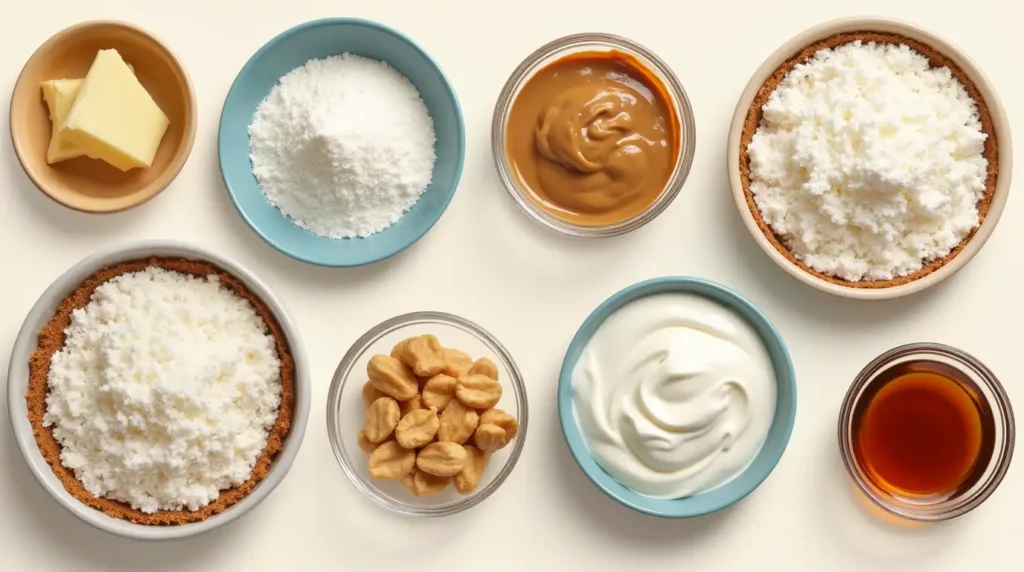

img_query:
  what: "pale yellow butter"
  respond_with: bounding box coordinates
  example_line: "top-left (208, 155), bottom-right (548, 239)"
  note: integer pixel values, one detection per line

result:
top-left (41, 79), bottom-right (85, 164)
top-left (60, 49), bottom-right (170, 171)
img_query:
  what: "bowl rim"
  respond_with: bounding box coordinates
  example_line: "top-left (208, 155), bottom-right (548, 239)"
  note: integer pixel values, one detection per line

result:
top-left (6, 239), bottom-right (311, 540)
top-left (326, 310), bottom-right (529, 517)
top-left (9, 19), bottom-right (198, 214)
top-left (557, 276), bottom-right (797, 518)
top-left (726, 16), bottom-right (1013, 301)
top-left (490, 32), bottom-right (697, 238)
top-left (836, 342), bottom-right (1015, 521)
top-left (217, 16), bottom-right (466, 267)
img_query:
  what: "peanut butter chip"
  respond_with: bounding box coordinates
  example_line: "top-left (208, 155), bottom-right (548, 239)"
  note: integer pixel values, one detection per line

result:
top-left (368, 441), bottom-right (416, 480)
top-left (416, 442), bottom-right (468, 477)
top-left (362, 381), bottom-right (386, 408)
top-left (395, 408), bottom-right (440, 449)
top-left (438, 399), bottom-right (479, 444)
top-left (364, 397), bottom-right (401, 443)
top-left (392, 334), bottom-right (445, 377)
top-left (454, 445), bottom-right (488, 495)
top-left (474, 423), bottom-right (507, 453)
top-left (480, 408), bottom-right (519, 442)
top-left (442, 348), bottom-right (474, 377)
top-left (455, 374), bottom-right (502, 409)
top-left (469, 357), bottom-right (499, 380)
top-left (422, 374), bottom-right (457, 411)
top-left (367, 355), bottom-right (419, 401)
top-left (413, 470), bottom-right (451, 496)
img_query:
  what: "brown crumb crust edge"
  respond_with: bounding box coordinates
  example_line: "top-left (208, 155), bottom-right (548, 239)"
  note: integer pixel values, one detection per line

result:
top-left (26, 257), bottom-right (296, 526)
top-left (739, 31), bottom-right (999, 288)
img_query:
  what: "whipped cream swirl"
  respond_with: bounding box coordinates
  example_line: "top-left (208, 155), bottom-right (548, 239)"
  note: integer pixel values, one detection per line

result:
top-left (572, 293), bottom-right (777, 498)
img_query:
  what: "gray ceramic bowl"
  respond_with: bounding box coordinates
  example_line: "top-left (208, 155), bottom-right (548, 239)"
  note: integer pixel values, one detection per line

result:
top-left (6, 240), bottom-right (311, 540)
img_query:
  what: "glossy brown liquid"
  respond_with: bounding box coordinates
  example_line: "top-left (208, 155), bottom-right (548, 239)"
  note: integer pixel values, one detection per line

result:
top-left (852, 361), bottom-right (994, 498)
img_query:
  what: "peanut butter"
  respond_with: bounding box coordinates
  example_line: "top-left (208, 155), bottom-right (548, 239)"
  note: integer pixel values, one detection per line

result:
top-left (506, 51), bottom-right (679, 226)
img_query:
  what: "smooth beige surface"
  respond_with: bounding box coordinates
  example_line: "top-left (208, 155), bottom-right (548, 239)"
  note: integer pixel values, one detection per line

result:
top-left (727, 17), bottom-right (1012, 301)
top-left (9, 20), bottom-right (196, 213)
top-left (1, 1), bottom-right (1023, 570)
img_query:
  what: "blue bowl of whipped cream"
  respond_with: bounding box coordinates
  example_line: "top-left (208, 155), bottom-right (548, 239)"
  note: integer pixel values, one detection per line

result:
top-left (558, 277), bottom-right (796, 517)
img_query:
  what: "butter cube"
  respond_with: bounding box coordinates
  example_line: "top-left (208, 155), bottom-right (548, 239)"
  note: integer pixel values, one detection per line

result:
top-left (41, 79), bottom-right (85, 164)
top-left (60, 49), bottom-right (170, 171)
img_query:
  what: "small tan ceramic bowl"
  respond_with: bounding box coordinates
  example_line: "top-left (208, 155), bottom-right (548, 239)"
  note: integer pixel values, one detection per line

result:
top-left (727, 17), bottom-right (1012, 300)
top-left (10, 21), bottom-right (196, 213)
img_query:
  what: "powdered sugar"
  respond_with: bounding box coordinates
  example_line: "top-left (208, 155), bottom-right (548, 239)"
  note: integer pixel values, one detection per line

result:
top-left (249, 54), bottom-right (436, 238)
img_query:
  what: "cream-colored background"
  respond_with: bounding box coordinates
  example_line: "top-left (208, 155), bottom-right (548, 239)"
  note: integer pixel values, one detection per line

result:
top-left (1, 0), bottom-right (1019, 570)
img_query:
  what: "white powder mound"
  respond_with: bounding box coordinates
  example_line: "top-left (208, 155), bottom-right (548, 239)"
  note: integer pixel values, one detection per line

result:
top-left (43, 267), bottom-right (283, 514)
top-left (747, 41), bottom-right (988, 282)
top-left (248, 53), bottom-right (437, 239)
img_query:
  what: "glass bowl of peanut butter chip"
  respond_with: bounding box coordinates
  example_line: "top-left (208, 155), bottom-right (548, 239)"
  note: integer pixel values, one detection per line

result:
top-left (327, 311), bottom-right (528, 516)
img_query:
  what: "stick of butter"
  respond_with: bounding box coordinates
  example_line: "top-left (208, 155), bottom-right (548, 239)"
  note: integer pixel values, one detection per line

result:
top-left (59, 49), bottom-right (170, 171)
top-left (41, 79), bottom-right (86, 164)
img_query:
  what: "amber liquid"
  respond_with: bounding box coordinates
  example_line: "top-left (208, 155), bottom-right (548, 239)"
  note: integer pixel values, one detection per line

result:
top-left (852, 360), bottom-right (994, 498)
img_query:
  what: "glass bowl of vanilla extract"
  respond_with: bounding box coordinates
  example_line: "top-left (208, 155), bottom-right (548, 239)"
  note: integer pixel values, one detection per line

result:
top-left (838, 343), bottom-right (1015, 521)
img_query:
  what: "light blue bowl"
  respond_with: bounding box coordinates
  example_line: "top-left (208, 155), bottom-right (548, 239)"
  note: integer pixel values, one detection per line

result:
top-left (218, 18), bottom-right (465, 267)
top-left (557, 277), bottom-right (797, 518)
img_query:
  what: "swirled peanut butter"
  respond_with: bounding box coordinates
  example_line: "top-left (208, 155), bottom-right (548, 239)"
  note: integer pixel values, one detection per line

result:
top-left (507, 51), bottom-right (679, 226)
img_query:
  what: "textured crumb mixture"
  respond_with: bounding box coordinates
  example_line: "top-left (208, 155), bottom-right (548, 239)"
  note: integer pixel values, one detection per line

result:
top-left (27, 258), bottom-right (295, 526)
top-left (741, 33), bottom-right (998, 286)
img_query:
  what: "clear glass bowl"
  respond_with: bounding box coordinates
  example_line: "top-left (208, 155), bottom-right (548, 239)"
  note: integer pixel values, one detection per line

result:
top-left (838, 343), bottom-right (1015, 521)
top-left (327, 311), bottom-right (528, 516)
top-left (491, 33), bottom-right (696, 237)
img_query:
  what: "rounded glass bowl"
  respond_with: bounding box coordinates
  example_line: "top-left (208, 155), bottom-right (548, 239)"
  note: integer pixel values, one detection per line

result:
top-left (491, 33), bottom-right (696, 237)
top-left (558, 277), bottom-right (797, 517)
top-left (327, 312), bottom-right (528, 516)
top-left (838, 343), bottom-right (1015, 521)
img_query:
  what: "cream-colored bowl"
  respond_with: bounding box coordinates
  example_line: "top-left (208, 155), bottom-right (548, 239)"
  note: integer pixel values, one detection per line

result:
top-left (727, 17), bottom-right (1011, 300)
top-left (9, 21), bottom-right (196, 213)
top-left (7, 241), bottom-right (310, 540)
